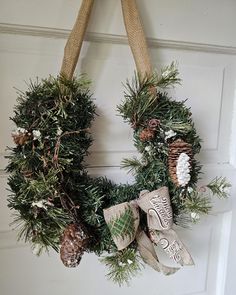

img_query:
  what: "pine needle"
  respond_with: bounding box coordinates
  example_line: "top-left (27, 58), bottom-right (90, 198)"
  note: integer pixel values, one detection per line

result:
top-left (101, 248), bottom-right (143, 286)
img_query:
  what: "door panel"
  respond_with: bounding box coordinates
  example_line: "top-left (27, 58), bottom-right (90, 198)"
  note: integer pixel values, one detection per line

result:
top-left (0, 1), bottom-right (236, 294)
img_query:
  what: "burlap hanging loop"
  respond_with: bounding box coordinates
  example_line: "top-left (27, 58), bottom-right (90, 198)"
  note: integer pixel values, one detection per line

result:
top-left (121, 0), bottom-right (152, 78)
top-left (60, 0), bottom-right (94, 80)
top-left (61, 0), bottom-right (152, 80)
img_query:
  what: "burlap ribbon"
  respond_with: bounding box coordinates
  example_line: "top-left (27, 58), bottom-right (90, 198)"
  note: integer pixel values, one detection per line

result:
top-left (103, 187), bottom-right (194, 275)
top-left (60, 0), bottom-right (152, 80)
top-left (60, 0), bottom-right (94, 79)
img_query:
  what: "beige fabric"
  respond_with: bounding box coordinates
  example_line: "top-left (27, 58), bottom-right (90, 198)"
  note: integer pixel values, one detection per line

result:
top-left (121, 0), bottom-right (152, 78)
top-left (60, 0), bottom-right (94, 79)
top-left (103, 187), bottom-right (194, 274)
top-left (138, 187), bottom-right (173, 230)
top-left (139, 189), bottom-right (194, 266)
top-left (60, 0), bottom-right (152, 80)
top-left (136, 230), bottom-right (179, 275)
top-left (103, 201), bottom-right (140, 251)
top-left (150, 229), bottom-right (194, 266)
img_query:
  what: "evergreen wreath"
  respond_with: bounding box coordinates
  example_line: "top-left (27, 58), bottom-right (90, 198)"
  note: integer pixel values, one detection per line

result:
top-left (5, 0), bottom-right (231, 286)
top-left (6, 63), bottom-right (230, 285)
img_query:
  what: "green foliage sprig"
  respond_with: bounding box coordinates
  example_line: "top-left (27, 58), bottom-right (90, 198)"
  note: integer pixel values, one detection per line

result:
top-left (207, 177), bottom-right (231, 199)
top-left (101, 248), bottom-right (143, 286)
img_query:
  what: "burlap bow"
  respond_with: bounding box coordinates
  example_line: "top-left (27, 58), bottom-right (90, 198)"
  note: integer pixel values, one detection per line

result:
top-left (103, 186), bottom-right (194, 275)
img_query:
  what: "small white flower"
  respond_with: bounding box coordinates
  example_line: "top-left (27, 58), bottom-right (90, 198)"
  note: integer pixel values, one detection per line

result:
top-left (18, 127), bottom-right (27, 133)
top-left (57, 127), bottom-right (63, 136)
top-left (32, 130), bottom-right (41, 140)
top-left (165, 130), bottom-right (176, 140)
top-left (127, 259), bottom-right (133, 265)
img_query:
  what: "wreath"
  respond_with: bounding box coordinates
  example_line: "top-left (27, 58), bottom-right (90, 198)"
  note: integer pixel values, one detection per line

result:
top-left (6, 0), bottom-right (230, 286)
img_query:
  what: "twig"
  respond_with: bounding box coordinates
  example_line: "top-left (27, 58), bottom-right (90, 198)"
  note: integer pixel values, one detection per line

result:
top-left (53, 129), bottom-right (90, 166)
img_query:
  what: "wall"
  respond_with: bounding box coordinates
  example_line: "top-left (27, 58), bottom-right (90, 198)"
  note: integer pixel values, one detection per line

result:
top-left (0, 1), bottom-right (236, 294)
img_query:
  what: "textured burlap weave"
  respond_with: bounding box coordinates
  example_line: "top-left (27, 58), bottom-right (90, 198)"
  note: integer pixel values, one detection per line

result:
top-left (60, 0), bottom-right (94, 79)
top-left (121, 0), bottom-right (152, 78)
top-left (61, 0), bottom-right (152, 79)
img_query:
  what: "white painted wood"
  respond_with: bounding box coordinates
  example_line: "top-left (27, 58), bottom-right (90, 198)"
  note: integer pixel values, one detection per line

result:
top-left (0, 1), bottom-right (236, 294)
top-left (0, 216), bottom-right (222, 295)
top-left (2, 23), bottom-right (236, 55)
top-left (1, 0), bottom-right (236, 47)
top-left (0, 34), bottom-right (236, 167)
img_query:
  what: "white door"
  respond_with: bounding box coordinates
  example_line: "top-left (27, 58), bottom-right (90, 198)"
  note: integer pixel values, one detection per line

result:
top-left (0, 1), bottom-right (236, 294)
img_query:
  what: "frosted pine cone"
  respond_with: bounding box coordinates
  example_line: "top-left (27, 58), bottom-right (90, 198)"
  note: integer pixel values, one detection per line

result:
top-left (12, 133), bottom-right (30, 145)
top-left (139, 128), bottom-right (155, 142)
top-left (148, 118), bottom-right (160, 130)
top-left (60, 223), bottom-right (90, 268)
top-left (168, 139), bottom-right (192, 187)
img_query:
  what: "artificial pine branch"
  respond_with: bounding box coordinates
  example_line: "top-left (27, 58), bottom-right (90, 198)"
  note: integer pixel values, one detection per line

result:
top-left (207, 177), bottom-right (231, 199)
top-left (118, 63), bottom-right (181, 127)
top-left (184, 191), bottom-right (212, 215)
top-left (101, 248), bottom-right (143, 286)
top-left (156, 61), bottom-right (181, 89)
top-left (121, 157), bottom-right (144, 174)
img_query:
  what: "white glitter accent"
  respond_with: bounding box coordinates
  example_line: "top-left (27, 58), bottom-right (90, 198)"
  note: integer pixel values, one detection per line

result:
top-left (32, 130), bottom-right (41, 140)
top-left (191, 212), bottom-right (200, 221)
top-left (219, 184), bottom-right (230, 194)
top-left (176, 153), bottom-right (191, 186)
top-left (127, 259), bottom-right (133, 265)
top-left (145, 145), bottom-right (152, 155)
top-left (187, 187), bottom-right (193, 194)
top-left (32, 200), bottom-right (48, 210)
top-left (32, 244), bottom-right (41, 255)
top-left (57, 127), bottom-right (63, 136)
top-left (145, 146), bottom-right (152, 152)
top-left (162, 69), bottom-right (171, 78)
top-left (165, 130), bottom-right (176, 140)
top-left (12, 127), bottom-right (27, 136)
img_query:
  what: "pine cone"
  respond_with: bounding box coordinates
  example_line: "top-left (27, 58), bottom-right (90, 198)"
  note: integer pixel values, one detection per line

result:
top-left (168, 139), bottom-right (192, 187)
top-left (12, 132), bottom-right (30, 145)
top-left (139, 128), bottom-right (155, 142)
top-left (148, 118), bottom-right (160, 130)
top-left (60, 223), bottom-right (90, 268)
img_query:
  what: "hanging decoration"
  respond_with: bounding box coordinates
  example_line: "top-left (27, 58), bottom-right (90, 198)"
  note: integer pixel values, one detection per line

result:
top-left (6, 0), bottom-right (230, 286)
